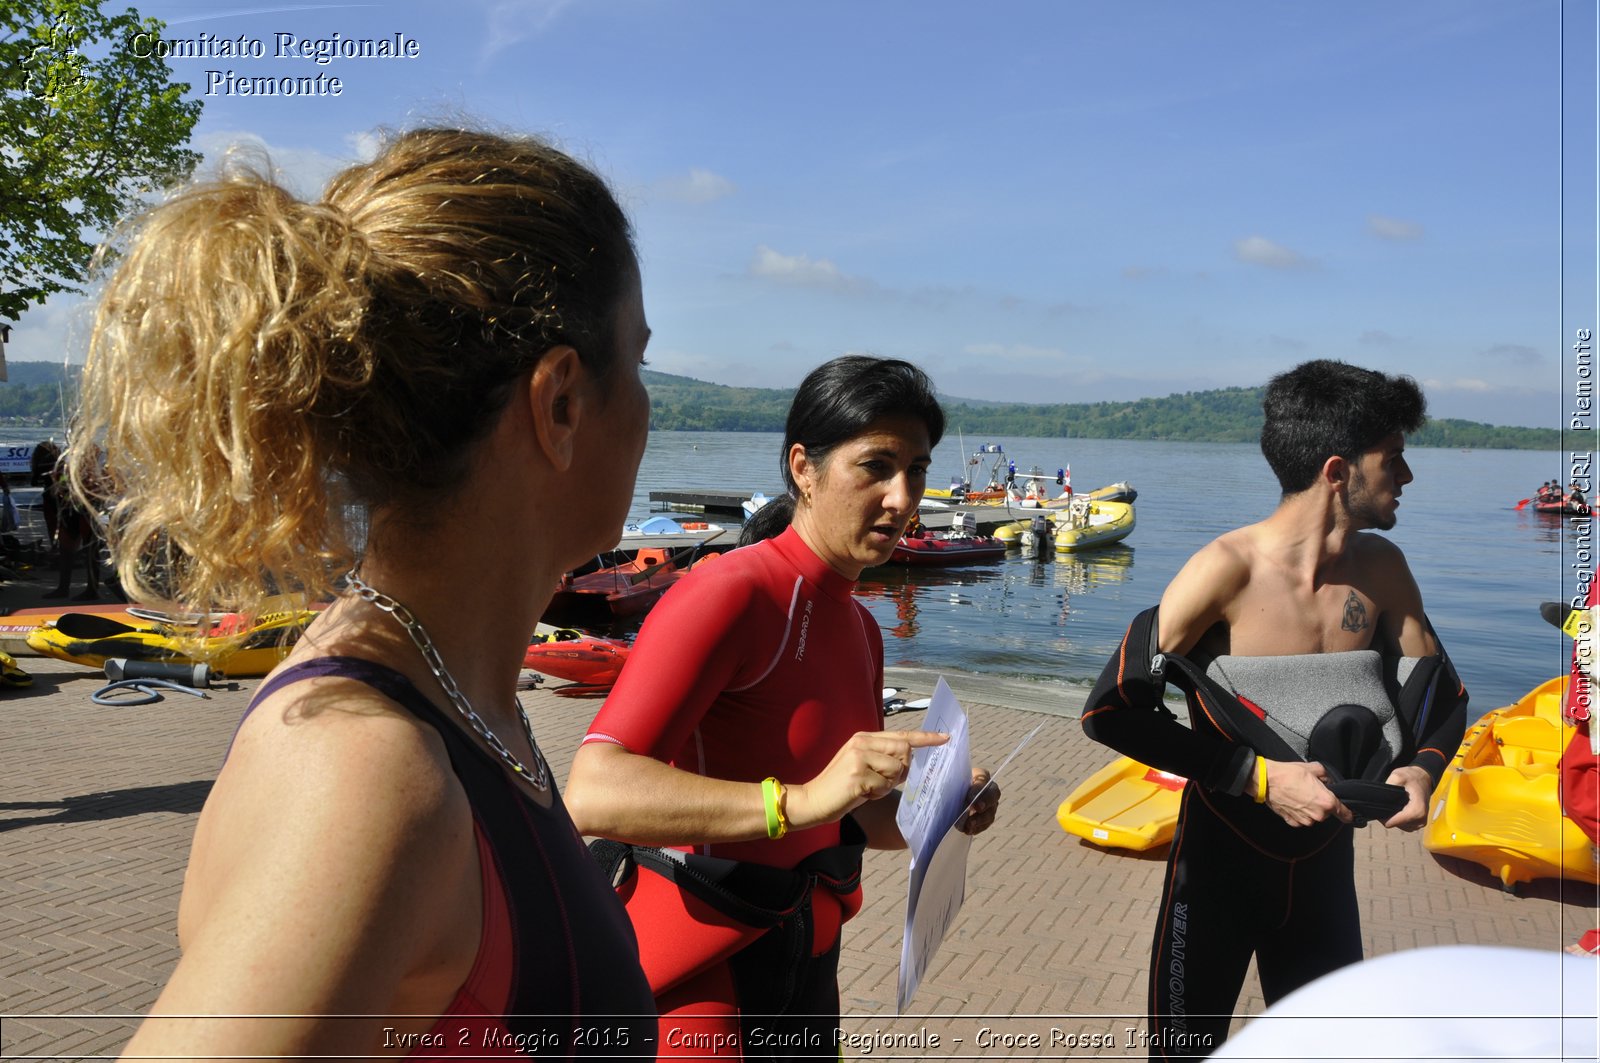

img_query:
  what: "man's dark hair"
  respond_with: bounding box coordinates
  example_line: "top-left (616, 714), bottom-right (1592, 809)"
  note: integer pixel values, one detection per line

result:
top-left (1260, 359), bottom-right (1426, 494)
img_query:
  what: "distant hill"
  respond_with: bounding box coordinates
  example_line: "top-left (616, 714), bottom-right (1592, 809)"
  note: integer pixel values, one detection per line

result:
top-left (1, 360), bottom-right (79, 388)
top-left (644, 370), bottom-right (1560, 451)
top-left (0, 363), bottom-right (1558, 450)
top-left (0, 361), bottom-right (79, 421)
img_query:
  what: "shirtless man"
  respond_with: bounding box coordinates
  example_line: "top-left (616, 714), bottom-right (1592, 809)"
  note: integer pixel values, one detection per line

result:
top-left (1082, 360), bottom-right (1468, 1060)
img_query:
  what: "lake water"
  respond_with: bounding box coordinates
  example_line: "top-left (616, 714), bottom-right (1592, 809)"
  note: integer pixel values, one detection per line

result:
top-left (8, 424), bottom-right (1578, 713)
top-left (631, 431), bottom-right (1580, 715)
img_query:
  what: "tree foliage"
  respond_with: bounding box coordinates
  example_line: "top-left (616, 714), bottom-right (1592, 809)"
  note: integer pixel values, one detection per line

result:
top-left (641, 370), bottom-right (1560, 450)
top-left (0, 0), bottom-right (202, 321)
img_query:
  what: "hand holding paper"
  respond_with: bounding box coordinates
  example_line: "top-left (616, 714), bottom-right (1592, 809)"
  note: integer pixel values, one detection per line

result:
top-left (894, 678), bottom-right (1040, 1012)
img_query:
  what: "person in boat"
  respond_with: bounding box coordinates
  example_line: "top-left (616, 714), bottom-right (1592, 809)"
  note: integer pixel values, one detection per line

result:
top-left (567, 355), bottom-right (1001, 1059)
top-left (66, 127), bottom-right (655, 1056)
top-left (1570, 481), bottom-right (1589, 510)
top-left (1080, 359), bottom-right (1467, 1060)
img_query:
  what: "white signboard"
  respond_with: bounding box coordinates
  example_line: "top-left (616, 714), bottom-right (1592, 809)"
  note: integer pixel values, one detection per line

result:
top-left (0, 444), bottom-right (36, 476)
top-left (894, 677), bottom-right (1042, 1012)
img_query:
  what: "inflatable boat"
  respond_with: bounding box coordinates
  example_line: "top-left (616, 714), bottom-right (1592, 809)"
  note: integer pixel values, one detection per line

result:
top-left (889, 531), bottom-right (1006, 565)
top-left (1052, 499), bottom-right (1136, 552)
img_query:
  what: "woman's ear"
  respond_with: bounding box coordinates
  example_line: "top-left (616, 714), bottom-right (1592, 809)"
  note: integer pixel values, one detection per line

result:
top-left (528, 347), bottom-right (585, 473)
top-left (787, 443), bottom-right (812, 501)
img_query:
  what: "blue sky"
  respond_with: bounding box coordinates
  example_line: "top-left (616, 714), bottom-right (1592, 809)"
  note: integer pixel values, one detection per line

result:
top-left (10, 0), bottom-right (1598, 427)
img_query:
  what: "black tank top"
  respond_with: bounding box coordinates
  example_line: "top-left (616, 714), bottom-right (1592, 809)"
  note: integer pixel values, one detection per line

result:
top-left (243, 656), bottom-right (655, 1055)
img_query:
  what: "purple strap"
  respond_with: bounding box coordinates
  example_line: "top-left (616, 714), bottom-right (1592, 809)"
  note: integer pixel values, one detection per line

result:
top-left (225, 656), bottom-right (437, 760)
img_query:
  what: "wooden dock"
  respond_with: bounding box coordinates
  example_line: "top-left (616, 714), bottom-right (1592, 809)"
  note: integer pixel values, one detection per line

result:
top-left (648, 489), bottom-right (758, 515)
top-left (647, 489), bottom-right (1052, 535)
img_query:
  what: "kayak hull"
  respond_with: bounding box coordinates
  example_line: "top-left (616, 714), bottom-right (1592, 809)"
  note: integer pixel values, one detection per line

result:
top-left (1423, 676), bottom-right (1600, 889)
top-left (23, 609), bottom-right (316, 677)
top-left (523, 637), bottom-right (630, 687)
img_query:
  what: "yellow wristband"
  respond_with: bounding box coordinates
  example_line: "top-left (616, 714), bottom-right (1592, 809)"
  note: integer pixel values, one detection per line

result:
top-left (1254, 756), bottom-right (1269, 804)
top-left (761, 777), bottom-right (789, 840)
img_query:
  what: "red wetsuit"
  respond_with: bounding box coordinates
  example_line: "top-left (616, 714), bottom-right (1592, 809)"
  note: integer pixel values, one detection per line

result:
top-left (584, 527), bottom-right (885, 1058)
top-left (240, 657), bottom-right (655, 1058)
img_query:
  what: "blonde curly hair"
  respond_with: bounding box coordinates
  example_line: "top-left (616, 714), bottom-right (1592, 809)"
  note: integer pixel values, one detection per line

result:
top-left (69, 127), bottom-right (636, 614)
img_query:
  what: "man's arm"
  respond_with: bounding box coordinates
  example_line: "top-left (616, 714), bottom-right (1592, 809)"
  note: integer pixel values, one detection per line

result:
top-left (1373, 540), bottom-right (1467, 830)
top-left (1081, 543), bottom-right (1251, 787)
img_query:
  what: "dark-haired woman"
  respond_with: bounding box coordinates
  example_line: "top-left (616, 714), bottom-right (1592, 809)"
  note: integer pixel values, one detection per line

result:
top-left (567, 355), bottom-right (1000, 1059)
top-left (68, 128), bottom-right (654, 1056)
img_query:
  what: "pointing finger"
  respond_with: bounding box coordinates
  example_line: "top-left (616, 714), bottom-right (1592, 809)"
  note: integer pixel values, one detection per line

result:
top-left (885, 730), bottom-right (950, 748)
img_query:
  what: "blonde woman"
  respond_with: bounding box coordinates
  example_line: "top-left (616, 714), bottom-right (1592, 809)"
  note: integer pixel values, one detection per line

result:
top-left (70, 128), bottom-right (655, 1057)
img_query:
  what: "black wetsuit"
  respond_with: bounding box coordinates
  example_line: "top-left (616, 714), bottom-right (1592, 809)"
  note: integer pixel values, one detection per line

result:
top-left (1081, 607), bottom-right (1466, 1061)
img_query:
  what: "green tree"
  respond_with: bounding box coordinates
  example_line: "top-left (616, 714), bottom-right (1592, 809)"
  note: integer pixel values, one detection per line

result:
top-left (1, 0), bottom-right (202, 320)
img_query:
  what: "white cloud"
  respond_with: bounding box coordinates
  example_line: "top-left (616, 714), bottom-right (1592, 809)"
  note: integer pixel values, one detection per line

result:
top-left (1234, 235), bottom-right (1313, 270)
top-left (1423, 376), bottom-right (1495, 393)
top-left (1479, 342), bottom-right (1540, 365)
top-left (344, 130), bottom-right (382, 163)
top-left (654, 168), bottom-right (736, 204)
top-left (1368, 214), bottom-right (1424, 241)
top-left (748, 245), bottom-right (876, 294)
top-left (480, 0), bottom-right (573, 62)
top-left (195, 130), bottom-right (355, 198)
top-left (4, 295), bottom-right (92, 366)
top-left (962, 342), bottom-right (1074, 364)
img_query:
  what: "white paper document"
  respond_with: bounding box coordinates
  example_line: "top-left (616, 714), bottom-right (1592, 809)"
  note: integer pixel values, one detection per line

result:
top-left (894, 677), bottom-right (1043, 1012)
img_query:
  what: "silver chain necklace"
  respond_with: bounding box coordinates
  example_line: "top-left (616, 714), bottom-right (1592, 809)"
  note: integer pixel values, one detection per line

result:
top-left (344, 570), bottom-right (549, 792)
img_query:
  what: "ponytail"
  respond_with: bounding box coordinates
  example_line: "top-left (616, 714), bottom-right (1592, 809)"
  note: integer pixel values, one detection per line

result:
top-left (70, 127), bottom-right (637, 614)
top-left (738, 494), bottom-right (796, 546)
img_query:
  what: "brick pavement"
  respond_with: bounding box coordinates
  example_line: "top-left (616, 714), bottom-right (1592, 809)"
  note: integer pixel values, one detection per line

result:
top-left (1, 578), bottom-right (1596, 1059)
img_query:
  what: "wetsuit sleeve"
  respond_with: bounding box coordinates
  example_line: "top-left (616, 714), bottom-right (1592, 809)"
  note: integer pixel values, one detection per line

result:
top-left (1079, 606), bottom-right (1255, 794)
top-left (1406, 626), bottom-right (1468, 789)
top-left (584, 562), bottom-right (765, 761)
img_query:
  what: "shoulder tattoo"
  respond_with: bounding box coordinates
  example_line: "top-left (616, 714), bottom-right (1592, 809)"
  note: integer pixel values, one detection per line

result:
top-left (1341, 590), bottom-right (1370, 633)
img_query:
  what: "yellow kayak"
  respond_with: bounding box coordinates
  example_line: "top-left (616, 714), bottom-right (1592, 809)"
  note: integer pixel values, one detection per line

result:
top-left (1423, 677), bottom-right (1600, 890)
top-left (1057, 755), bottom-right (1185, 851)
top-left (25, 609), bottom-right (317, 678)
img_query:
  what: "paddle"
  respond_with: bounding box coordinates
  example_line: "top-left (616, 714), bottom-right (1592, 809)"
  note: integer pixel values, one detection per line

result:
top-left (628, 528), bottom-right (727, 585)
top-left (1514, 497), bottom-right (1531, 510)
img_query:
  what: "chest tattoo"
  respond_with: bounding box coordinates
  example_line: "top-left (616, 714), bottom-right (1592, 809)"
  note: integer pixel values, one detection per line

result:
top-left (1341, 590), bottom-right (1370, 633)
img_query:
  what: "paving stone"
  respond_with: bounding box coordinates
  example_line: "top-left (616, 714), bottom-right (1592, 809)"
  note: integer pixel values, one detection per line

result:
top-left (2, 614), bottom-right (1591, 1058)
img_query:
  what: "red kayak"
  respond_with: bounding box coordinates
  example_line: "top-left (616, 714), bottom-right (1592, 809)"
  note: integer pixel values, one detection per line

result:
top-left (545, 547), bottom-right (685, 620)
top-left (544, 547), bottom-right (723, 622)
top-left (524, 636), bottom-right (630, 687)
top-left (889, 533), bottom-right (1007, 566)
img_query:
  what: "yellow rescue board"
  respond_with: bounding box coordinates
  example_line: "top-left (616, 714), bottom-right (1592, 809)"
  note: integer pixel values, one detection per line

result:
top-left (1057, 755), bottom-right (1185, 851)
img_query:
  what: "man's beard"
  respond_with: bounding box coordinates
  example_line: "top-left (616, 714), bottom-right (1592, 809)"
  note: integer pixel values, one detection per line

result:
top-left (1348, 465), bottom-right (1396, 531)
